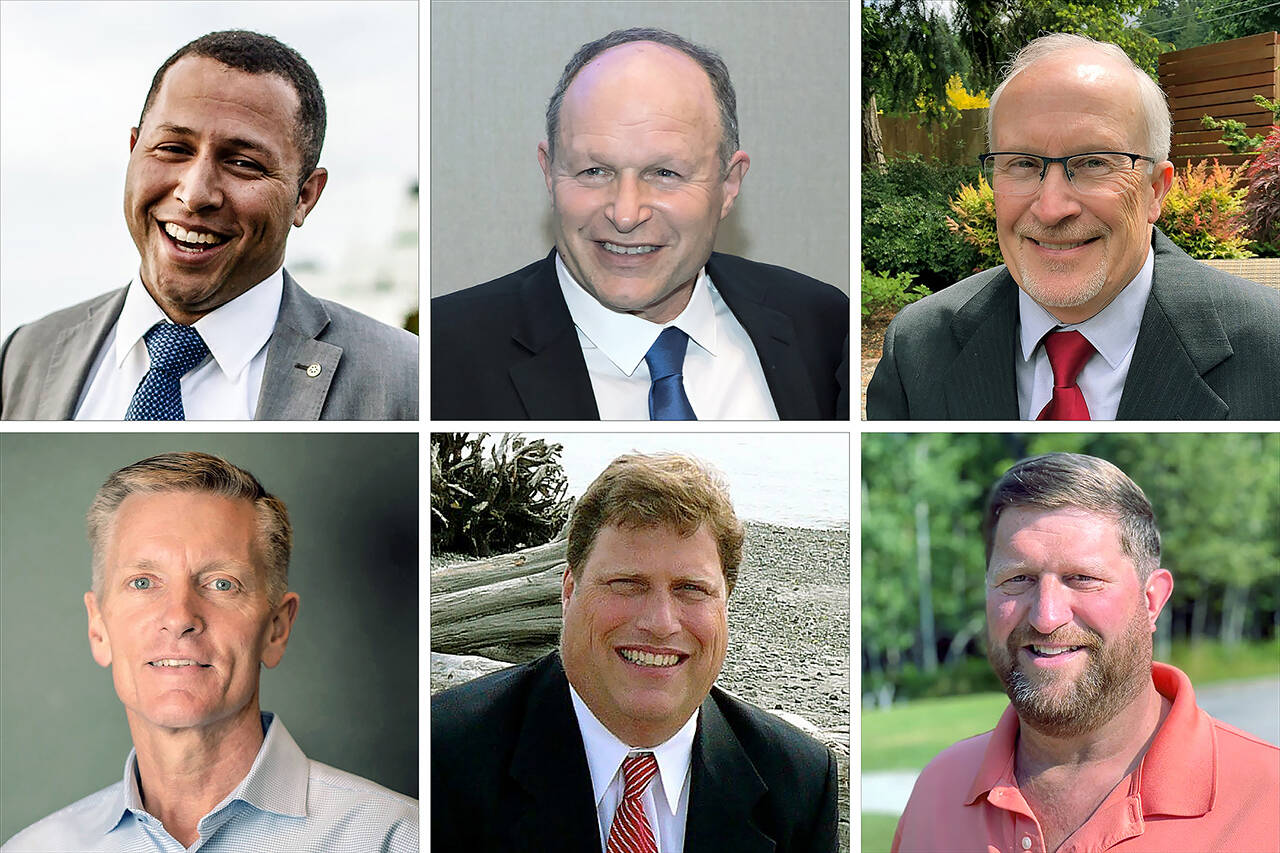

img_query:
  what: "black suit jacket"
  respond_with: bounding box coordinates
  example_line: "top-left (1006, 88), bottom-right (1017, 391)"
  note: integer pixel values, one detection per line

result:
top-left (866, 228), bottom-right (1280, 420)
top-left (431, 653), bottom-right (839, 853)
top-left (430, 251), bottom-right (850, 419)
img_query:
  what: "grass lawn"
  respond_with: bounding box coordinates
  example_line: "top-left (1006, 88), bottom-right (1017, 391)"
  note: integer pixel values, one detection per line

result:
top-left (861, 812), bottom-right (900, 853)
top-left (862, 691), bottom-right (1010, 772)
top-left (1164, 637), bottom-right (1280, 684)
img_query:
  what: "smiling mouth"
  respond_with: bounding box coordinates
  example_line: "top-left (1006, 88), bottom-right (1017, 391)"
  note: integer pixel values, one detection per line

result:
top-left (149, 659), bottom-right (211, 668)
top-left (618, 648), bottom-right (683, 668)
top-left (160, 221), bottom-right (230, 255)
top-left (1028, 236), bottom-right (1099, 250)
top-left (1025, 645), bottom-right (1085, 658)
top-left (600, 241), bottom-right (659, 255)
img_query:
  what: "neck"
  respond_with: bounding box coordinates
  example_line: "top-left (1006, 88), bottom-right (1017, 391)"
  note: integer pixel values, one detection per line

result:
top-left (128, 701), bottom-right (266, 847)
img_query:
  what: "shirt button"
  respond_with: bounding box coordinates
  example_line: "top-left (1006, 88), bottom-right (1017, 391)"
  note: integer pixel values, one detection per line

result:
top-left (1022, 836), bottom-right (1033, 850)
top-left (305, 363), bottom-right (322, 377)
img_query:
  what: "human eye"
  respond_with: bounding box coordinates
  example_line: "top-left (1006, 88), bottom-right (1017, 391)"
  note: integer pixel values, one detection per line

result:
top-left (228, 157), bottom-right (264, 172)
top-left (675, 581), bottom-right (710, 599)
top-left (206, 577), bottom-right (237, 592)
top-left (155, 143), bottom-right (189, 156)
top-left (578, 166), bottom-right (609, 179)
top-left (127, 576), bottom-right (154, 590)
top-left (654, 168), bottom-right (681, 179)
top-left (607, 578), bottom-right (645, 594)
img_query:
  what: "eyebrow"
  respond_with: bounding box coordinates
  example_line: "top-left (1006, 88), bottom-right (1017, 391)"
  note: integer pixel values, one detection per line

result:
top-left (152, 123), bottom-right (275, 158)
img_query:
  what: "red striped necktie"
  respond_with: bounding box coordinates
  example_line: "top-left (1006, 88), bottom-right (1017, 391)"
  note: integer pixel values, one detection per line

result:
top-left (1036, 330), bottom-right (1095, 420)
top-left (606, 752), bottom-right (659, 853)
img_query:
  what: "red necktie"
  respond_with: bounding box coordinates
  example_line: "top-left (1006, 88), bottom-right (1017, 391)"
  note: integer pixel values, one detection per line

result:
top-left (1037, 330), bottom-right (1095, 420)
top-left (606, 752), bottom-right (659, 853)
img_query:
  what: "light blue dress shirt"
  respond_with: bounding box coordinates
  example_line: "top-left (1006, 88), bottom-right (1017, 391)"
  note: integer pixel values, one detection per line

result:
top-left (1, 713), bottom-right (417, 853)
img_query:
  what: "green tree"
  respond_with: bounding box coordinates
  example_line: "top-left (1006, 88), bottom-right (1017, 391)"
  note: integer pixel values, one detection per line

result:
top-left (1198, 0), bottom-right (1280, 42)
top-left (1140, 0), bottom-right (1213, 50)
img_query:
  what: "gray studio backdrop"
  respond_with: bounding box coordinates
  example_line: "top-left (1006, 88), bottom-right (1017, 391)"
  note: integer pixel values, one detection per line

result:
top-left (429, 0), bottom-right (851, 297)
top-left (0, 433), bottom-right (417, 842)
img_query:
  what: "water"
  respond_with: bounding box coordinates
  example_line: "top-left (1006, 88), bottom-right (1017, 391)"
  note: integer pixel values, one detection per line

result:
top-left (526, 432), bottom-right (849, 531)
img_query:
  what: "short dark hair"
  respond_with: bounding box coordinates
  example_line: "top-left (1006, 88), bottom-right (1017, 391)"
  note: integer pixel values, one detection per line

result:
top-left (138, 30), bottom-right (326, 193)
top-left (566, 453), bottom-right (744, 593)
top-left (545, 27), bottom-right (740, 176)
top-left (982, 453), bottom-right (1161, 581)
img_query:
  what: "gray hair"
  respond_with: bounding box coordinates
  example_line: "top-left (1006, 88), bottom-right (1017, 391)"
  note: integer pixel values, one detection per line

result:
top-left (987, 33), bottom-right (1171, 163)
top-left (87, 452), bottom-right (292, 606)
top-left (982, 452), bottom-right (1161, 582)
top-left (544, 27), bottom-right (740, 176)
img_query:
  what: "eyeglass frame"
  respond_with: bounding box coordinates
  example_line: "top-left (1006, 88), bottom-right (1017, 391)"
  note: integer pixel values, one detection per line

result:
top-left (976, 151), bottom-right (1159, 194)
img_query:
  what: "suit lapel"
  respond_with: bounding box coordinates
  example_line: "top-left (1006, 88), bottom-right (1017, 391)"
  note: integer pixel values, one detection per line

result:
top-left (39, 289), bottom-right (127, 419)
top-left (943, 273), bottom-right (1020, 418)
top-left (1117, 231), bottom-right (1230, 419)
top-left (509, 253), bottom-right (600, 419)
top-left (255, 272), bottom-right (341, 420)
top-left (507, 655), bottom-right (601, 853)
top-left (707, 256), bottom-right (821, 419)
top-left (684, 693), bottom-right (774, 853)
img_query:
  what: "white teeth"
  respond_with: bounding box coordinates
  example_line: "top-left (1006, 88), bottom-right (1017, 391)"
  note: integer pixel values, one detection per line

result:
top-left (1031, 645), bottom-right (1080, 656)
top-left (1035, 239), bottom-right (1087, 250)
top-left (151, 659), bottom-right (199, 667)
top-left (619, 649), bottom-right (679, 667)
top-left (602, 242), bottom-right (658, 255)
top-left (164, 222), bottom-right (226, 245)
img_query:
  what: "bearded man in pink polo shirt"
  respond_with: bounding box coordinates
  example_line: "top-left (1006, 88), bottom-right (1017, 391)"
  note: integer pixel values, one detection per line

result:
top-left (893, 452), bottom-right (1279, 853)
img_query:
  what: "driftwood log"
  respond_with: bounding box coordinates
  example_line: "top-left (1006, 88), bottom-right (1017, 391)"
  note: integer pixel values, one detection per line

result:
top-left (430, 536), bottom-right (568, 662)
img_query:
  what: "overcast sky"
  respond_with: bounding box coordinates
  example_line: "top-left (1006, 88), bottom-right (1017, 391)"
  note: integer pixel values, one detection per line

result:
top-left (0, 0), bottom-right (418, 340)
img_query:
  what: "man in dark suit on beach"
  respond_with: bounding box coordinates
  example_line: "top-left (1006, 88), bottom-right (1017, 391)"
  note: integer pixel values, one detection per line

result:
top-left (0, 30), bottom-right (417, 421)
top-left (866, 33), bottom-right (1280, 421)
top-left (432, 453), bottom-right (839, 852)
top-left (431, 27), bottom-right (848, 421)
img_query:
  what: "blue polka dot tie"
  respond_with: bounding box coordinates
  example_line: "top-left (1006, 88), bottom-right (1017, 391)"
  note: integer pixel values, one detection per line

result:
top-left (644, 327), bottom-right (697, 420)
top-left (124, 322), bottom-right (210, 420)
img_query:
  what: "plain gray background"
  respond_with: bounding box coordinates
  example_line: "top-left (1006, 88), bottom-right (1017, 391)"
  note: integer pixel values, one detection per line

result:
top-left (0, 433), bottom-right (417, 842)
top-left (429, 0), bottom-right (851, 297)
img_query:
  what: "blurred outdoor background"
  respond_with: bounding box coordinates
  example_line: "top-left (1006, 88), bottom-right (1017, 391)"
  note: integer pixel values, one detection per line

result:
top-left (860, 1), bottom-right (1280, 415)
top-left (860, 432), bottom-right (1280, 851)
top-left (0, 0), bottom-right (419, 340)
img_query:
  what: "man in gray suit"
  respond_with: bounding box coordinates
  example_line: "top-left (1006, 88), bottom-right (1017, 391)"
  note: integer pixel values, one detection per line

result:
top-left (867, 33), bottom-right (1280, 421)
top-left (0, 30), bottom-right (417, 421)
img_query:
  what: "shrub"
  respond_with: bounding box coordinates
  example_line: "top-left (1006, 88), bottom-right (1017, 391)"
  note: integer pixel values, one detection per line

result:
top-left (1243, 126), bottom-right (1280, 257)
top-left (862, 156), bottom-right (986, 291)
top-left (431, 433), bottom-right (572, 557)
top-left (862, 264), bottom-right (931, 318)
top-left (946, 174), bottom-right (1004, 270)
top-left (1158, 160), bottom-right (1254, 259)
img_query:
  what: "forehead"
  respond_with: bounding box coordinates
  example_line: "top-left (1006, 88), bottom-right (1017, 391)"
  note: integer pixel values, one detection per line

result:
top-left (990, 505), bottom-right (1130, 571)
top-left (145, 56), bottom-right (300, 155)
top-left (582, 522), bottom-right (722, 577)
top-left (558, 42), bottom-right (719, 151)
top-left (992, 50), bottom-right (1143, 151)
top-left (107, 490), bottom-right (259, 568)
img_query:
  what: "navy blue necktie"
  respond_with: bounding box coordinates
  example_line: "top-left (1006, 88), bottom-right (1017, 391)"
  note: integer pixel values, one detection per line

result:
top-left (125, 322), bottom-right (210, 420)
top-left (644, 327), bottom-right (697, 420)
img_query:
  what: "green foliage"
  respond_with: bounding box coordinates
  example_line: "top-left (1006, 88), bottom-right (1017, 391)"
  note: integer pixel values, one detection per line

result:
top-left (861, 265), bottom-right (931, 318)
top-left (1198, 1), bottom-right (1280, 42)
top-left (1243, 126), bottom-right (1280, 255)
top-left (1202, 99), bottom-right (1280, 155)
top-left (1139, 0), bottom-right (1211, 50)
top-left (862, 156), bottom-right (987, 290)
top-left (431, 433), bottom-right (572, 557)
top-left (946, 174), bottom-right (1004, 270)
top-left (1158, 159), bottom-right (1255, 258)
top-left (863, 0), bottom-right (969, 123)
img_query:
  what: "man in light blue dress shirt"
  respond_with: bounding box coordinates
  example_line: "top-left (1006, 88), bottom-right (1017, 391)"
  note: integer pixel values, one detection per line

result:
top-left (1, 452), bottom-right (417, 852)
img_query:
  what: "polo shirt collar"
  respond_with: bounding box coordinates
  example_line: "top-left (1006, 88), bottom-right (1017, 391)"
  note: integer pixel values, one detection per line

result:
top-left (114, 268), bottom-right (284, 380)
top-left (1018, 247), bottom-right (1154, 369)
top-left (554, 252), bottom-right (718, 376)
top-left (568, 682), bottom-right (697, 816)
top-left (964, 662), bottom-right (1215, 817)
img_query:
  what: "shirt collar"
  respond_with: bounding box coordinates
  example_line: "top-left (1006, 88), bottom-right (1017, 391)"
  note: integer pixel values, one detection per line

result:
top-left (554, 251), bottom-right (719, 376)
top-left (99, 711), bottom-right (309, 838)
top-left (568, 683), bottom-right (698, 816)
top-left (965, 662), bottom-right (1214, 817)
top-left (114, 268), bottom-right (284, 379)
top-left (1018, 247), bottom-right (1154, 369)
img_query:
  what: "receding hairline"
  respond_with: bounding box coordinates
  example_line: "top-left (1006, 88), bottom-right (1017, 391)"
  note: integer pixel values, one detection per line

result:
top-left (986, 503), bottom-right (1137, 571)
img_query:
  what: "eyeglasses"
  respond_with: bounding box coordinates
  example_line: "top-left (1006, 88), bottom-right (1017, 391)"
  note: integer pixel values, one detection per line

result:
top-left (977, 152), bottom-right (1157, 196)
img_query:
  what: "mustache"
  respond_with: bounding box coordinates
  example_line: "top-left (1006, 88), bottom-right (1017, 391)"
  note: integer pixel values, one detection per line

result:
top-left (1007, 625), bottom-right (1102, 650)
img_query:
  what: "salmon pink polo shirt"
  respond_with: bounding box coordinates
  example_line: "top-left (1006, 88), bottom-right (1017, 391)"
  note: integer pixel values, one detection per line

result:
top-left (892, 662), bottom-right (1280, 853)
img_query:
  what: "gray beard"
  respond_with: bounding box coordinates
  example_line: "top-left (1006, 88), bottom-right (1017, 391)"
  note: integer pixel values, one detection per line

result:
top-left (1015, 246), bottom-right (1108, 309)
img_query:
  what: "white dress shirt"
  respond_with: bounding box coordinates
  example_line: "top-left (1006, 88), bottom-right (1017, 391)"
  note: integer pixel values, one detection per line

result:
top-left (1016, 247), bottom-right (1154, 420)
top-left (569, 685), bottom-right (696, 853)
top-left (74, 269), bottom-right (284, 420)
top-left (555, 253), bottom-right (779, 420)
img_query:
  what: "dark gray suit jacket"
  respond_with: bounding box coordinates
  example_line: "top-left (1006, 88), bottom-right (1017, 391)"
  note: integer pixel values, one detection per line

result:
top-left (0, 271), bottom-right (418, 420)
top-left (866, 228), bottom-right (1280, 420)
top-left (431, 653), bottom-right (839, 853)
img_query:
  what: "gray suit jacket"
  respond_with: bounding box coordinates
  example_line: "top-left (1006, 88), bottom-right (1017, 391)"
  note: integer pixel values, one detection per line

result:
top-left (866, 228), bottom-right (1280, 420)
top-left (0, 271), bottom-right (418, 420)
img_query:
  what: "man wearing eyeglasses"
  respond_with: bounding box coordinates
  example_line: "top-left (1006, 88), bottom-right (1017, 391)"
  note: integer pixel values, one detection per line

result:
top-left (867, 33), bottom-right (1280, 421)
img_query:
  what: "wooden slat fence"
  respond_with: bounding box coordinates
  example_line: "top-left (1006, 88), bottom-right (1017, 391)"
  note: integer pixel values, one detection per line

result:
top-left (1160, 32), bottom-right (1279, 170)
top-left (878, 109), bottom-right (987, 165)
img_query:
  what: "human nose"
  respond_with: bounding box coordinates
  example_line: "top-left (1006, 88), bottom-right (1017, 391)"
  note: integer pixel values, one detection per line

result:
top-left (159, 584), bottom-right (205, 637)
top-left (1029, 161), bottom-right (1083, 224)
top-left (174, 154), bottom-right (223, 212)
top-left (634, 590), bottom-right (680, 638)
top-left (1026, 576), bottom-right (1072, 635)
top-left (605, 173), bottom-right (652, 233)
